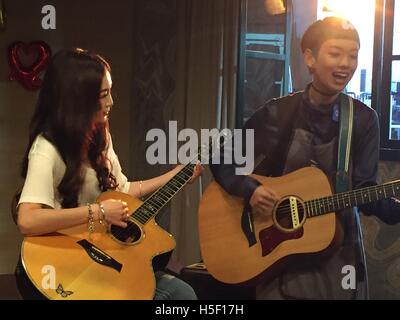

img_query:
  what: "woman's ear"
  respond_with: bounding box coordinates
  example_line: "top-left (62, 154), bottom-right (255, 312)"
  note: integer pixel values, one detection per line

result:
top-left (303, 48), bottom-right (316, 73)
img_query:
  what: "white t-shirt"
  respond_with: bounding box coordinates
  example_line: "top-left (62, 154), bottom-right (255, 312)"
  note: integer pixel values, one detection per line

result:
top-left (19, 134), bottom-right (130, 209)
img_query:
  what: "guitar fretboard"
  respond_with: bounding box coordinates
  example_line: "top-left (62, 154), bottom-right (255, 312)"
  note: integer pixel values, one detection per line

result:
top-left (132, 164), bottom-right (195, 224)
top-left (305, 180), bottom-right (400, 217)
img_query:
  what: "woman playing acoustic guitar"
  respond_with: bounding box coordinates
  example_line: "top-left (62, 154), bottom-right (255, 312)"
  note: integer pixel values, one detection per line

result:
top-left (15, 48), bottom-right (202, 300)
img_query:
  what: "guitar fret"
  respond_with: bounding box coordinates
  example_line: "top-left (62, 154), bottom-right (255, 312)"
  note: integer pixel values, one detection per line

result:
top-left (346, 193), bottom-right (351, 208)
top-left (134, 210), bottom-right (147, 223)
top-left (157, 191), bottom-right (169, 202)
top-left (148, 199), bottom-right (161, 210)
top-left (136, 208), bottom-right (147, 217)
top-left (395, 184), bottom-right (400, 195)
top-left (358, 192), bottom-right (363, 205)
top-left (150, 196), bottom-right (163, 207)
top-left (315, 200), bottom-right (320, 215)
top-left (155, 194), bottom-right (166, 204)
top-left (181, 171), bottom-right (191, 179)
top-left (363, 192), bottom-right (368, 203)
top-left (335, 194), bottom-right (340, 211)
top-left (274, 173), bottom-right (400, 226)
top-left (140, 209), bottom-right (151, 218)
top-left (175, 176), bottom-right (186, 185)
top-left (176, 175), bottom-right (187, 184)
top-left (305, 202), bottom-right (310, 217)
top-left (313, 200), bottom-right (318, 216)
top-left (310, 200), bottom-right (315, 216)
top-left (378, 187), bottom-right (384, 199)
top-left (168, 181), bottom-right (177, 190)
top-left (306, 180), bottom-right (400, 219)
top-left (147, 197), bottom-right (162, 210)
top-left (172, 177), bottom-right (183, 185)
top-left (163, 187), bottom-right (174, 196)
top-left (314, 200), bottom-right (319, 216)
top-left (143, 204), bottom-right (156, 214)
top-left (129, 163), bottom-right (195, 224)
top-left (164, 186), bottom-right (175, 194)
top-left (341, 194), bottom-right (346, 209)
top-left (318, 200), bottom-right (324, 214)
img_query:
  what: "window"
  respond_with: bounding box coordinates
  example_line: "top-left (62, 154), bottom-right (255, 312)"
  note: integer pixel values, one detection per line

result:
top-left (375, 0), bottom-right (400, 158)
top-left (237, 0), bottom-right (291, 127)
top-left (237, 1), bottom-right (400, 160)
top-left (389, 2), bottom-right (400, 141)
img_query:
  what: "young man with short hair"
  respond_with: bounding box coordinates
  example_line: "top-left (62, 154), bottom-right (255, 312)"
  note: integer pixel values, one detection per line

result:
top-left (210, 17), bottom-right (400, 299)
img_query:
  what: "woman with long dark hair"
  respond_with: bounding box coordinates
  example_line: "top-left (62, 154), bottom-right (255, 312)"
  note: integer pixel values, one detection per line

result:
top-left (15, 48), bottom-right (202, 300)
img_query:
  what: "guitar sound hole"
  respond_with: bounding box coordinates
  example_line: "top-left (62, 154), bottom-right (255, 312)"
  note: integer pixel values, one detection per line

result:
top-left (110, 221), bottom-right (142, 244)
top-left (275, 198), bottom-right (305, 231)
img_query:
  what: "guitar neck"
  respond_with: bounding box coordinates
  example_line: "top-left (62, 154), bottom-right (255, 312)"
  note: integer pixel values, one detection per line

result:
top-left (305, 180), bottom-right (400, 217)
top-left (131, 164), bottom-right (195, 224)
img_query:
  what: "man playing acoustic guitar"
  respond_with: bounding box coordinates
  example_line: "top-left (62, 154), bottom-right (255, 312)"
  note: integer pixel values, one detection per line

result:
top-left (209, 17), bottom-right (400, 299)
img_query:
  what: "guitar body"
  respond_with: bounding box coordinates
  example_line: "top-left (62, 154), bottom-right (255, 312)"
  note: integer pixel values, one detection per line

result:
top-left (21, 191), bottom-right (175, 300)
top-left (198, 167), bottom-right (343, 285)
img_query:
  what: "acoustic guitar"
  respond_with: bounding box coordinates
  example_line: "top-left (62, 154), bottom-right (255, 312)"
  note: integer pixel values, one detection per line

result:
top-left (21, 163), bottom-right (195, 300)
top-left (198, 166), bottom-right (400, 285)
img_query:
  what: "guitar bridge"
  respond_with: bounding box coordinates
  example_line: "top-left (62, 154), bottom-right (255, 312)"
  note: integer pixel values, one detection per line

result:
top-left (77, 239), bottom-right (122, 272)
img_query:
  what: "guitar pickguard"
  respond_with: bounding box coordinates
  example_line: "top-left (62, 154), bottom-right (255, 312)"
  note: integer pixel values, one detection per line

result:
top-left (259, 226), bottom-right (304, 256)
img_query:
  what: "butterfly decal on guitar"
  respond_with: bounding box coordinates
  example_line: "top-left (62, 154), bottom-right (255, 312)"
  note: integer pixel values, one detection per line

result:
top-left (56, 284), bottom-right (73, 298)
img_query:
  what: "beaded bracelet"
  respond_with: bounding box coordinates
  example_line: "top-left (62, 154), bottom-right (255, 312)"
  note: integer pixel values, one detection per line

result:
top-left (87, 203), bottom-right (95, 233)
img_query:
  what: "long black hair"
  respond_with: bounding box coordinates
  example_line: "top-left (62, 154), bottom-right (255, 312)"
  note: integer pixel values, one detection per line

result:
top-left (21, 48), bottom-right (118, 208)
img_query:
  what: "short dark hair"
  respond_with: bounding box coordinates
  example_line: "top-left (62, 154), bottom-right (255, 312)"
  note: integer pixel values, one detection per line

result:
top-left (301, 17), bottom-right (360, 54)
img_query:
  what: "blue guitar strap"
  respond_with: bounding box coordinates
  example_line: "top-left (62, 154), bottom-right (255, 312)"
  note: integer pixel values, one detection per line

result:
top-left (336, 93), bottom-right (354, 193)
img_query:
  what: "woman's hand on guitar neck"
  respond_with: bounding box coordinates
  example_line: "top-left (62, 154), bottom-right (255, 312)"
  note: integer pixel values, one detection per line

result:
top-left (174, 162), bottom-right (204, 184)
top-left (189, 162), bottom-right (204, 183)
top-left (250, 185), bottom-right (279, 219)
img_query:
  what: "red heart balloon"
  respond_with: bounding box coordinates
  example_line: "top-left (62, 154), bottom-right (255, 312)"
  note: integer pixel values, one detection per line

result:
top-left (8, 41), bottom-right (52, 90)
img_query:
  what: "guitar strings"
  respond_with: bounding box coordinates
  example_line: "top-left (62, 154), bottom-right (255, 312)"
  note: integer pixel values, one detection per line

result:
top-left (113, 131), bottom-right (227, 239)
top-left (122, 177), bottom-right (400, 235)
top-left (111, 163), bottom-right (195, 241)
top-left (271, 181), bottom-right (400, 217)
top-left (131, 166), bottom-right (193, 222)
top-left (113, 165), bottom-right (193, 239)
top-left (108, 128), bottom-right (400, 238)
